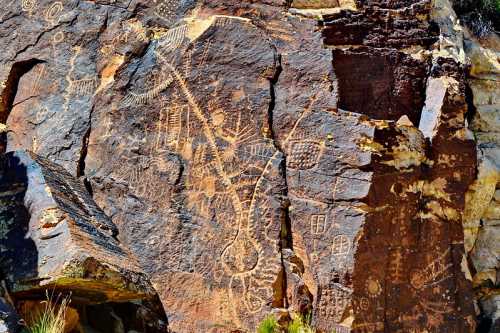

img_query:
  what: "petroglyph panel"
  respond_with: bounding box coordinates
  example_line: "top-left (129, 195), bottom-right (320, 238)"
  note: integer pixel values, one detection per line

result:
top-left (2, 1), bottom-right (109, 174)
top-left (86, 16), bottom-right (284, 332)
top-left (280, 107), bottom-right (373, 328)
top-left (0, 1), bottom-right (479, 332)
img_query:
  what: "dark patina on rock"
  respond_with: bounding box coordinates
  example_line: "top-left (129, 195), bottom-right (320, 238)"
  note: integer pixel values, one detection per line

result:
top-left (0, 150), bottom-right (153, 303)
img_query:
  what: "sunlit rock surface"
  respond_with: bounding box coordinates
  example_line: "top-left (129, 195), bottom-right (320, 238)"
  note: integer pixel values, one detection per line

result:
top-left (0, 0), bottom-right (495, 332)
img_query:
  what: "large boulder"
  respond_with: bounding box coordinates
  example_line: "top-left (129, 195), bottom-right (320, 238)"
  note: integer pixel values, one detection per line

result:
top-left (0, 150), bottom-right (153, 302)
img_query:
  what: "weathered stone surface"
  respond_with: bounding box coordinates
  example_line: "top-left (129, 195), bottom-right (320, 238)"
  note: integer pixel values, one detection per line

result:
top-left (332, 47), bottom-right (428, 125)
top-left (322, 1), bottom-right (439, 48)
top-left (0, 150), bottom-right (153, 302)
top-left (462, 25), bottom-right (500, 332)
top-left (86, 15), bottom-right (286, 332)
top-left (0, 0), bottom-right (488, 332)
top-left (420, 77), bottom-right (455, 140)
top-left (292, 0), bottom-right (343, 8)
top-left (480, 295), bottom-right (500, 333)
top-left (321, 1), bottom-right (476, 332)
top-left (0, 297), bottom-right (20, 333)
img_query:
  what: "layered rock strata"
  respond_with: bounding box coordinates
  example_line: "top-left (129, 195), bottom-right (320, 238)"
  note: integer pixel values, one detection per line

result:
top-left (0, 150), bottom-right (153, 302)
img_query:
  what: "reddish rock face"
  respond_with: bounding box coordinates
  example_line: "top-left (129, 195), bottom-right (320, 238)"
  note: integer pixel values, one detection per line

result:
top-left (331, 48), bottom-right (428, 126)
top-left (0, 0), bottom-right (481, 332)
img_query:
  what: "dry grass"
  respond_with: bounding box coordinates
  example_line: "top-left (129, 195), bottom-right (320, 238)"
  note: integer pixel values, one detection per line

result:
top-left (22, 293), bottom-right (70, 333)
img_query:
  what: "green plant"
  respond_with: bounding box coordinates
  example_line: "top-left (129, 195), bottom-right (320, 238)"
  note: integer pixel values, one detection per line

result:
top-left (287, 314), bottom-right (315, 333)
top-left (22, 293), bottom-right (70, 333)
top-left (256, 312), bottom-right (341, 333)
top-left (257, 315), bottom-right (280, 333)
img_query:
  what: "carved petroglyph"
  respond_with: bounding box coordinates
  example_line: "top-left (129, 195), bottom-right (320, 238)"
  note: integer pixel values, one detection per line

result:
top-left (353, 297), bottom-right (370, 312)
top-left (31, 63), bottom-right (46, 95)
top-left (34, 106), bottom-right (49, 124)
top-left (69, 76), bottom-right (98, 96)
top-left (332, 234), bottom-right (351, 258)
top-left (121, 74), bottom-right (174, 107)
top-left (116, 18), bottom-right (285, 320)
top-left (287, 140), bottom-right (323, 169)
top-left (213, 16), bottom-right (228, 28)
top-left (62, 46), bottom-right (80, 113)
top-left (31, 136), bottom-right (38, 152)
top-left (310, 214), bottom-right (326, 235)
top-left (152, 47), bottom-right (273, 315)
top-left (154, 56), bottom-right (244, 217)
top-left (100, 23), bottom-right (147, 57)
top-left (318, 284), bottom-right (352, 323)
top-left (153, 103), bottom-right (182, 151)
top-left (410, 249), bottom-right (452, 290)
top-left (352, 321), bottom-right (384, 333)
top-left (101, 114), bottom-right (113, 140)
top-left (154, 0), bottom-right (180, 24)
top-left (44, 1), bottom-right (63, 27)
top-left (21, 0), bottom-right (36, 16)
top-left (51, 31), bottom-right (64, 57)
top-left (199, 39), bottom-right (213, 67)
top-left (388, 247), bottom-right (404, 284)
top-left (365, 276), bottom-right (382, 298)
top-left (157, 24), bottom-right (187, 56)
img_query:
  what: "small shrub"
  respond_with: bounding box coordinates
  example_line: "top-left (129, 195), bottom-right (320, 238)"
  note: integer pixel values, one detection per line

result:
top-left (257, 315), bottom-right (280, 333)
top-left (256, 312), bottom-right (340, 333)
top-left (22, 293), bottom-right (70, 333)
top-left (287, 314), bottom-right (315, 333)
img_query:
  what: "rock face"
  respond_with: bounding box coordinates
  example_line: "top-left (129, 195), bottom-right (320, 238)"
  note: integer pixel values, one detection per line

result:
top-left (0, 0), bottom-right (494, 332)
top-left (0, 296), bottom-right (21, 333)
top-left (0, 150), bottom-right (153, 302)
top-left (463, 27), bottom-right (500, 333)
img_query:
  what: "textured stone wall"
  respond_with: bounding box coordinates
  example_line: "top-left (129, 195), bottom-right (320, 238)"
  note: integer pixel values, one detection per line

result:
top-left (463, 19), bottom-right (500, 333)
top-left (0, 0), bottom-right (495, 332)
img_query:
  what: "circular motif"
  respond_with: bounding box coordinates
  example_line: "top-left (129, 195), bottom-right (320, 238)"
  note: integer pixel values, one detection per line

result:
top-left (21, 0), bottom-right (36, 12)
top-left (365, 276), bottom-right (382, 298)
top-left (52, 31), bottom-right (64, 44)
top-left (45, 2), bottom-right (63, 25)
top-left (410, 270), bottom-right (425, 290)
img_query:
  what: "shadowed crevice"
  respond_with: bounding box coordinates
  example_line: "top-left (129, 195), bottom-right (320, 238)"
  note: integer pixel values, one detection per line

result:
top-left (0, 59), bottom-right (45, 124)
top-left (0, 59), bottom-right (45, 154)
